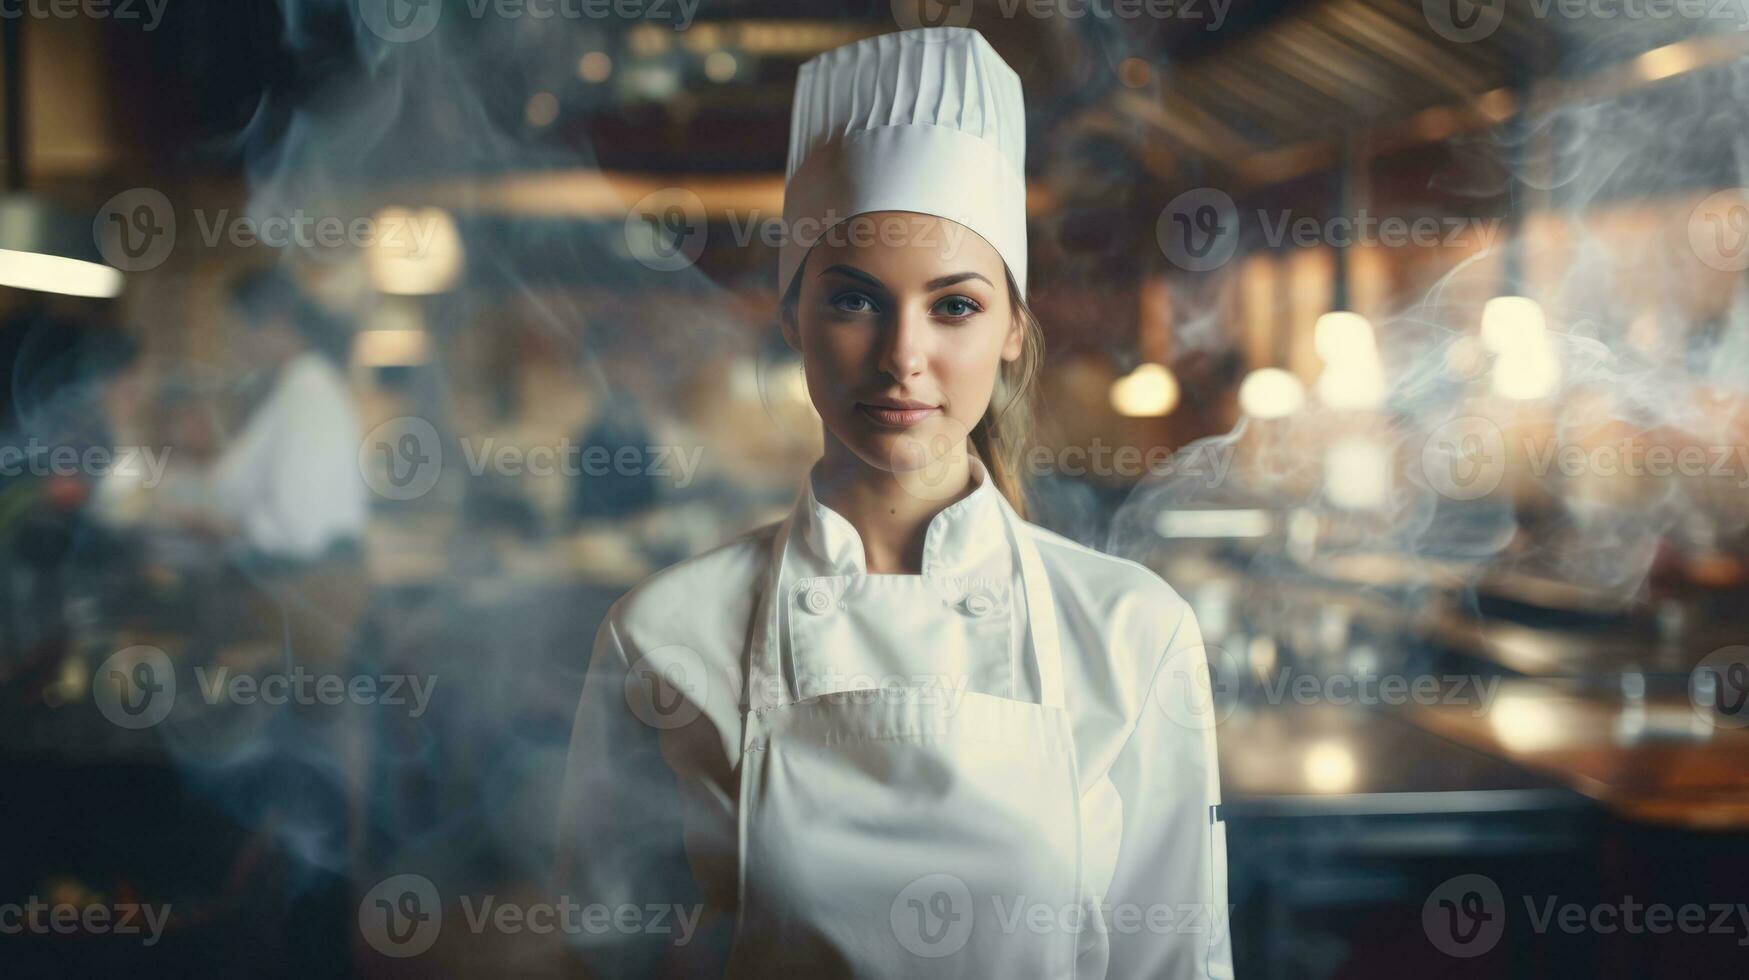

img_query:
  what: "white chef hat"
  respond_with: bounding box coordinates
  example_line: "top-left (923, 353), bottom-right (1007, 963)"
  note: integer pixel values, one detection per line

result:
top-left (779, 27), bottom-right (1029, 301)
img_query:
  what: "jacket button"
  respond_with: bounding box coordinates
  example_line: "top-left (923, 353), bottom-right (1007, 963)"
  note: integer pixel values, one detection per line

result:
top-left (963, 590), bottom-right (997, 617)
top-left (801, 584), bottom-right (834, 615)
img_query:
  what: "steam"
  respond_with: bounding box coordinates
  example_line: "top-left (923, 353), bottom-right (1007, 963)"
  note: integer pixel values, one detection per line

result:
top-left (147, 0), bottom-right (766, 917)
top-left (1111, 20), bottom-right (1749, 611)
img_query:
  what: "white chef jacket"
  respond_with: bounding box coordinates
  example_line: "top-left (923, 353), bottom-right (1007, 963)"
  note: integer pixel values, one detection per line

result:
top-left (557, 456), bottom-right (1233, 979)
top-left (209, 350), bottom-right (367, 561)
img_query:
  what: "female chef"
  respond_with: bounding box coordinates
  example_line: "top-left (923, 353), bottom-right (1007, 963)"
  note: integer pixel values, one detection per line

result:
top-left (557, 26), bottom-right (1232, 980)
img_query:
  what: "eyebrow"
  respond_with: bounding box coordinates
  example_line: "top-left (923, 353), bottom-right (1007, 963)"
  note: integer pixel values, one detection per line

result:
top-left (816, 265), bottom-right (994, 292)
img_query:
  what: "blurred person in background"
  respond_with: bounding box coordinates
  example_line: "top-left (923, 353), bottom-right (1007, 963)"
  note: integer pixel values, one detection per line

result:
top-left (570, 394), bottom-right (661, 524)
top-left (206, 264), bottom-right (367, 566)
top-left (90, 264), bottom-right (378, 671)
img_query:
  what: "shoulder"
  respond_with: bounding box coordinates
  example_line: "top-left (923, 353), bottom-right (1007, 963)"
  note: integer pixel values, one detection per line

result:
top-left (276, 354), bottom-right (357, 423)
top-left (599, 519), bottom-right (780, 656)
top-left (281, 352), bottom-right (346, 392)
top-left (1015, 519), bottom-right (1201, 692)
top-left (1020, 520), bottom-right (1192, 630)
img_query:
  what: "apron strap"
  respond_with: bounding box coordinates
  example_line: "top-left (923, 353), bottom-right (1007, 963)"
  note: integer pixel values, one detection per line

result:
top-left (1001, 497), bottom-right (1065, 710)
top-left (747, 497), bottom-right (799, 712)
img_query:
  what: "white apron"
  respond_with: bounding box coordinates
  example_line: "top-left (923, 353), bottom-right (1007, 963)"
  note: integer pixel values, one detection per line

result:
top-left (726, 486), bottom-right (1093, 978)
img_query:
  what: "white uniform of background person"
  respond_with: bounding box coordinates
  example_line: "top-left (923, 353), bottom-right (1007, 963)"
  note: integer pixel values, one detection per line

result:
top-left (557, 27), bottom-right (1232, 980)
top-left (209, 348), bottom-right (366, 561)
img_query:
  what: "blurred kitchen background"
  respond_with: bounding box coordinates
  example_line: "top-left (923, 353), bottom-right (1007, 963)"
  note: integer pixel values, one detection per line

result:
top-left (3, 0), bottom-right (1748, 976)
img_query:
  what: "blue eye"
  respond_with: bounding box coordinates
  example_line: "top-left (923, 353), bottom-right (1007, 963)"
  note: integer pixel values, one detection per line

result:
top-left (935, 295), bottom-right (983, 319)
top-left (832, 292), bottom-right (877, 314)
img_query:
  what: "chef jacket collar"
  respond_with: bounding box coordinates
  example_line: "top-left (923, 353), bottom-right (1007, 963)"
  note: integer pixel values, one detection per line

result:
top-left (793, 453), bottom-right (1012, 583)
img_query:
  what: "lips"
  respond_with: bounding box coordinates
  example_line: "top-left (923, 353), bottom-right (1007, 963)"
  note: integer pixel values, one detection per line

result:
top-left (855, 401), bottom-right (940, 428)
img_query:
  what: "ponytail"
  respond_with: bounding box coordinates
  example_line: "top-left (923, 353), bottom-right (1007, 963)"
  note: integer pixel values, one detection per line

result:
top-left (970, 267), bottom-right (1042, 520)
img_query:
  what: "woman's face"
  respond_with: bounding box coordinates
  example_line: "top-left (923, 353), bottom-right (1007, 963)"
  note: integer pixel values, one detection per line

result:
top-left (783, 211), bottom-right (1022, 474)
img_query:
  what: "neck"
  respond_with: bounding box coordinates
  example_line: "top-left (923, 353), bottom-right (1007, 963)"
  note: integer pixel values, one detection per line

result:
top-left (813, 435), bottom-right (976, 574)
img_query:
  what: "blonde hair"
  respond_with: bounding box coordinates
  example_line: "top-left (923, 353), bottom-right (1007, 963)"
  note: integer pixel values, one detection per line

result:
top-left (778, 263), bottom-right (1044, 520)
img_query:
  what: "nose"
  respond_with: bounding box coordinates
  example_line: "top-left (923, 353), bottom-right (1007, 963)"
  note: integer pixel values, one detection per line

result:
top-left (876, 302), bottom-right (928, 380)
